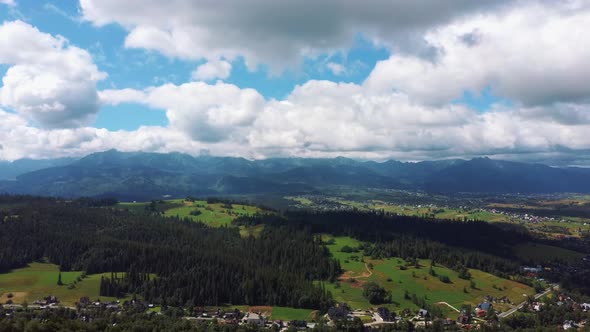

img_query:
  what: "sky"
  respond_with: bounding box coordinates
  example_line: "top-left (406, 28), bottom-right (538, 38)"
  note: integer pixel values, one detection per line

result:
top-left (0, 0), bottom-right (589, 165)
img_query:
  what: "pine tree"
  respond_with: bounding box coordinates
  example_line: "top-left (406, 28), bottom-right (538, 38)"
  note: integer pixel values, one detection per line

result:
top-left (57, 272), bottom-right (63, 286)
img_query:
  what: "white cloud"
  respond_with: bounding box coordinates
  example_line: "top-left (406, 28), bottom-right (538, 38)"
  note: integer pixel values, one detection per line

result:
top-left (0, 21), bottom-right (105, 128)
top-left (364, 1), bottom-right (590, 106)
top-left (101, 82), bottom-right (265, 143)
top-left (191, 59), bottom-right (232, 81)
top-left (89, 78), bottom-right (590, 164)
top-left (99, 88), bottom-right (146, 105)
top-left (146, 82), bottom-right (264, 142)
top-left (0, 0), bottom-right (15, 6)
top-left (1, 65), bottom-right (100, 128)
top-left (326, 62), bottom-right (345, 76)
top-left (79, 0), bottom-right (512, 71)
top-left (5, 84), bottom-right (590, 164)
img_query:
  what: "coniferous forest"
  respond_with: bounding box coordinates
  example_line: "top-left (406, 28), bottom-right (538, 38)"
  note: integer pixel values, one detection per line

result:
top-left (0, 196), bottom-right (339, 311)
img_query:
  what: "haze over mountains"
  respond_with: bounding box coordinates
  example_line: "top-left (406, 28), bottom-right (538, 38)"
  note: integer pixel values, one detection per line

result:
top-left (1, 150), bottom-right (590, 200)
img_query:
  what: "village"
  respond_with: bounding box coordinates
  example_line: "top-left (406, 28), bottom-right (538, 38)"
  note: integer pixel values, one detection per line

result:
top-left (3, 284), bottom-right (590, 330)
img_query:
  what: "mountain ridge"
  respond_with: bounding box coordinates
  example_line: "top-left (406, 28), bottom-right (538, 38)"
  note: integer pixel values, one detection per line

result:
top-left (1, 150), bottom-right (590, 199)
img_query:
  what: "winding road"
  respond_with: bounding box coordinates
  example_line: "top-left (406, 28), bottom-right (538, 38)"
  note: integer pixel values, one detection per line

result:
top-left (498, 285), bottom-right (557, 318)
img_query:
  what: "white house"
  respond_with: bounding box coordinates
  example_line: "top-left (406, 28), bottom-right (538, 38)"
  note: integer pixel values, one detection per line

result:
top-left (242, 312), bottom-right (265, 326)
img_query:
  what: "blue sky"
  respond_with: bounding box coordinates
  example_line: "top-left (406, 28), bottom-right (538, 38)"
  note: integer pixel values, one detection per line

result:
top-left (0, 2), bottom-right (390, 130)
top-left (0, 0), bottom-right (588, 165)
top-left (0, 1), bottom-right (496, 131)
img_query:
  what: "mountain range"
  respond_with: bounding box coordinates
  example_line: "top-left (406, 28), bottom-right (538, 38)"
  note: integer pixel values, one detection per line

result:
top-left (1, 149), bottom-right (590, 200)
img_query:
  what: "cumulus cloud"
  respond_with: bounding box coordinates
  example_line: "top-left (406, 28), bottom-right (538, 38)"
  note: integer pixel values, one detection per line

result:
top-left (79, 0), bottom-right (512, 70)
top-left (91, 77), bottom-right (590, 164)
top-left (191, 59), bottom-right (232, 81)
top-left (101, 82), bottom-right (265, 143)
top-left (6, 77), bottom-right (590, 164)
top-left (1, 65), bottom-right (100, 128)
top-left (364, 1), bottom-right (590, 106)
top-left (0, 20), bottom-right (105, 128)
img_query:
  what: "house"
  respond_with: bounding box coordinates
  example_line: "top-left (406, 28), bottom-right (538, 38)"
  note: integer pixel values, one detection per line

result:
top-left (288, 320), bottom-right (307, 330)
top-left (563, 320), bottom-right (577, 330)
top-left (44, 296), bottom-right (58, 305)
top-left (418, 309), bottom-right (429, 320)
top-left (476, 302), bottom-right (493, 318)
top-left (242, 312), bottom-right (265, 327)
top-left (223, 309), bottom-right (241, 320)
top-left (520, 265), bottom-right (543, 274)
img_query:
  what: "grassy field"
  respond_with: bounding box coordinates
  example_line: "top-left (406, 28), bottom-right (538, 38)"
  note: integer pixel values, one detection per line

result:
top-left (268, 307), bottom-right (316, 321)
top-left (285, 196), bottom-right (314, 206)
top-left (323, 236), bottom-right (535, 317)
top-left (163, 200), bottom-right (261, 227)
top-left (0, 262), bottom-right (123, 305)
top-left (323, 235), bottom-right (367, 276)
top-left (375, 259), bottom-right (533, 312)
top-left (119, 199), bottom-right (267, 235)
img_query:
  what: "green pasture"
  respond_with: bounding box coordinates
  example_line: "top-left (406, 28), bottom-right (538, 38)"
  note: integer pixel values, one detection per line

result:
top-left (323, 237), bottom-right (535, 317)
top-left (0, 262), bottom-right (124, 306)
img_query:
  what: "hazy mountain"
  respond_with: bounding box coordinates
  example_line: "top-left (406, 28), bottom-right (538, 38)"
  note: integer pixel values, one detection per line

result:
top-left (1, 150), bottom-right (590, 199)
top-left (0, 157), bottom-right (76, 180)
top-left (364, 159), bottom-right (464, 186)
top-left (424, 157), bottom-right (590, 193)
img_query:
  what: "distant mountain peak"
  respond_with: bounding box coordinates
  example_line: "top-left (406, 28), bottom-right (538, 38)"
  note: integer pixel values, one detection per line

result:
top-left (2, 150), bottom-right (590, 198)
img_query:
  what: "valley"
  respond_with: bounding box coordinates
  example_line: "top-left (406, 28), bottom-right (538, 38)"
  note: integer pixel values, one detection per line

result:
top-left (2, 194), bottom-right (588, 330)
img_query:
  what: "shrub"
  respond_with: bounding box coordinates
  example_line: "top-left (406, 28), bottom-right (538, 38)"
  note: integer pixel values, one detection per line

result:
top-left (438, 275), bottom-right (451, 283)
top-left (458, 268), bottom-right (472, 280)
top-left (340, 245), bottom-right (358, 253)
top-left (362, 281), bottom-right (391, 305)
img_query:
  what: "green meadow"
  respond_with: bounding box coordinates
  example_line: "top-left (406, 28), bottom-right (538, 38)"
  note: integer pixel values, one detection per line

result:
top-left (324, 236), bottom-right (535, 317)
top-left (163, 200), bottom-right (261, 227)
top-left (119, 199), bottom-right (266, 235)
top-left (268, 307), bottom-right (316, 321)
top-left (0, 262), bottom-right (123, 305)
top-left (120, 199), bottom-right (263, 228)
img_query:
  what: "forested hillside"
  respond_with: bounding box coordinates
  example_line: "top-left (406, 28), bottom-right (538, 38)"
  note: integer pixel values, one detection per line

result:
top-left (234, 210), bottom-right (590, 294)
top-left (0, 196), bottom-right (339, 310)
